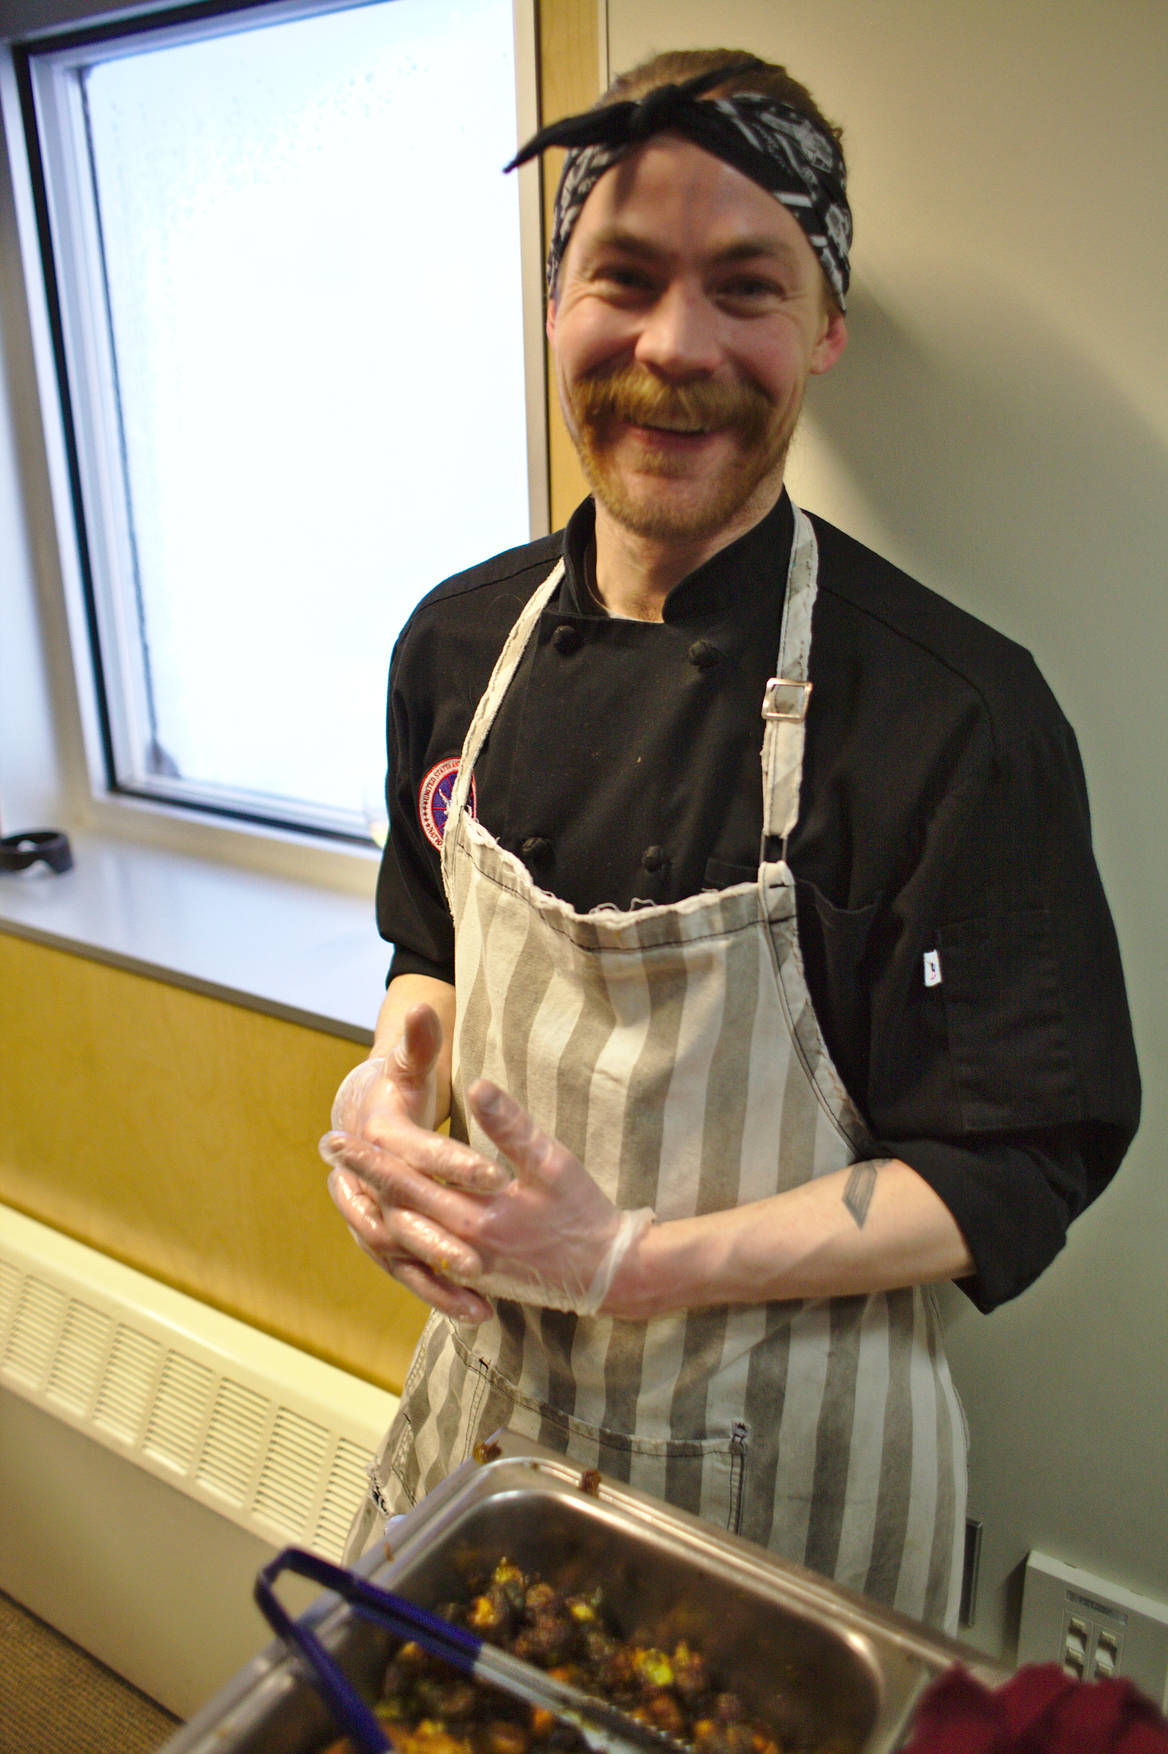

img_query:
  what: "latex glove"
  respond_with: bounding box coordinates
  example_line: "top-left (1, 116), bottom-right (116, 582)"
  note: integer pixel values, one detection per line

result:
top-left (322, 1076), bottom-right (652, 1317)
top-left (321, 1005), bottom-right (507, 1325)
top-left (330, 1001), bottom-right (446, 1137)
top-left (450, 1078), bottom-right (653, 1315)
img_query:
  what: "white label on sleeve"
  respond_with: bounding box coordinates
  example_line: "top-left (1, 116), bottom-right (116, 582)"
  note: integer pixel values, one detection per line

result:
top-left (923, 949), bottom-right (942, 988)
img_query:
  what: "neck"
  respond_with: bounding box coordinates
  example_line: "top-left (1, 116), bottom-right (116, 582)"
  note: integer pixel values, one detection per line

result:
top-left (591, 481), bottom-right (787, 622)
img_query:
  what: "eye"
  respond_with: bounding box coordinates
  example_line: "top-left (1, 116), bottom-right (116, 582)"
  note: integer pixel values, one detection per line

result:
top-left (591, 261), bottom-right (658, 299)
top-left (715, 274), bottom-right (788, 311)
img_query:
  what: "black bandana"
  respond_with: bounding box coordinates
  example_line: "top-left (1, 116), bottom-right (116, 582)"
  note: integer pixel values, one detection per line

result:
top-left (506, 62), bottom-right (852, 309)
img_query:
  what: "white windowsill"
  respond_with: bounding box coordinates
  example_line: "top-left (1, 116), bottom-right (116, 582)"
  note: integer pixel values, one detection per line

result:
top-left (0, 829), bottom-right (385, 1043)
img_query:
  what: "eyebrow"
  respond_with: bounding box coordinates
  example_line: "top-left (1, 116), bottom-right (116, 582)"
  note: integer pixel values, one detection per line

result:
top-left (581, 224), bottom-right (803, 272)
top-left (710, 237), bottom-right (804, 270)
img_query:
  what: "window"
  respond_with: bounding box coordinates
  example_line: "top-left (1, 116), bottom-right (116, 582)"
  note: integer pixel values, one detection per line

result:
top-left (17, 0), bottom-right (543, 845)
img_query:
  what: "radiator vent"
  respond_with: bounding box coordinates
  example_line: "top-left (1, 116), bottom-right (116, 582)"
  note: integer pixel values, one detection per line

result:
top-left (48, 1298), bottom-right (110, 1413)
top-left (95, 1322), bottom-right (159, 1441)
top-left (0, 1204), bottom-right (398, 1562)
top-left (198, 1376), bottom-right (270, 1503)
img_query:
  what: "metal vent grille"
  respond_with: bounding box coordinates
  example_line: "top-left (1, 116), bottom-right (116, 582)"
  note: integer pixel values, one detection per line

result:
top-left (197, 1376), bottom-right (270, 1506)
top-left (94, 1323), bottom-right (160, 1441)
top-left (255, 1407), bottom-right (331, 1534)
top-left (0, 1258), bottom-right (20, 1332)
top-left (316, 1436), bottom-right (373, 1557)
top-left (46, 1299), bottom-right (111, 1415)
top-left (145, 1350), bottom-right (215, 1471)
top-left (4, 1276), bottom-right (66, 1385)
top-left (0, 1205), bottom-right (398, 1563)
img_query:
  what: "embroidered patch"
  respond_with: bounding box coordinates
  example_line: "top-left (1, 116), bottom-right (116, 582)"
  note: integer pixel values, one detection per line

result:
top-left (418, 758), bottom-right (475, 850)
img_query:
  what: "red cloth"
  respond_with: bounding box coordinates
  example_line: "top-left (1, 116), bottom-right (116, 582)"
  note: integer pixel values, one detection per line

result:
top-left (901, 1664), bottom-right (1168, 1754)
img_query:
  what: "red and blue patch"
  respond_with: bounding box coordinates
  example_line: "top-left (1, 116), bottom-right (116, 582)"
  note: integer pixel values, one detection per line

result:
top-left (418, 758), bottom-right (476, 850)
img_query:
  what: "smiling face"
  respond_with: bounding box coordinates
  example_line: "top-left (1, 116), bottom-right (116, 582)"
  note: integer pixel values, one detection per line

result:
top-left (547, 135), bottom-right (847, 560)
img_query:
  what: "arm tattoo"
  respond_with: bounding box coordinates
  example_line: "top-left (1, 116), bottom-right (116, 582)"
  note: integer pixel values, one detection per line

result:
top-left (843, 1159), bottom-right (887, 1230)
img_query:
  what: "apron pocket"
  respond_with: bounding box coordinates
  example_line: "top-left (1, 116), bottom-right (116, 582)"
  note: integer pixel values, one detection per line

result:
top-left (459, 1348), bottom-right (750, 1535)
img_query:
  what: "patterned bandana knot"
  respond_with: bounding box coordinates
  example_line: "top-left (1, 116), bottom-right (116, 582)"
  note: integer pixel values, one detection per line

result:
top-left (505, 60), bottom-right (852, 309)
top-left (626, 80), bottom-right (702, 141)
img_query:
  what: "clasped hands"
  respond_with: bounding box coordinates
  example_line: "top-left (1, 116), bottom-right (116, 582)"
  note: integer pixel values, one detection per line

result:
top-left (320, 1004), bottom-right (651, 1324)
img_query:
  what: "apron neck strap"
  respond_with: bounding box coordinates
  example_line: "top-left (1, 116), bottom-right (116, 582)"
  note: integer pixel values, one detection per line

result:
top-left (441, 559), bottom-right (565, 895)
top-left (760, 503), bottom-right (819, 853)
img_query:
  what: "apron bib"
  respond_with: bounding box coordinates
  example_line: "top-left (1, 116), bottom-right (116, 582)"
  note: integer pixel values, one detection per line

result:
top-left (355, 508), bottom-right (967, 1630)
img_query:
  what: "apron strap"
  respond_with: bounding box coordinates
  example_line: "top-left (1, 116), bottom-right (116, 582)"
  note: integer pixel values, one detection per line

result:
top-left (441, 560), bottom-right (565, 901)
top-left (760, 504), bottom-right (819, 853)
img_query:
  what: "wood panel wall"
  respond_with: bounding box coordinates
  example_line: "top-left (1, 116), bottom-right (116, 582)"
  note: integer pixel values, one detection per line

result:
top-left (0, 932), bottom-right (427, 1390)
top-left (539, 0), bottom-right (597, 527)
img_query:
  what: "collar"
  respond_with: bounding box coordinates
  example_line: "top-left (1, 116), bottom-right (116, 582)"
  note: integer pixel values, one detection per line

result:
top-left (559, 491), bottom-right (795, 628)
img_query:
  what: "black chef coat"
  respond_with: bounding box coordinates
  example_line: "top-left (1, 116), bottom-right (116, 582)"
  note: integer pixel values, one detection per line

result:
top-left (375, 493), bottom-right (1140, 1311)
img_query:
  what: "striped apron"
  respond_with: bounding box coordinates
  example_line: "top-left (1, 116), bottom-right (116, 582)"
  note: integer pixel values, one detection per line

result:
top-left (355, 506), bottom-right (967, 1629)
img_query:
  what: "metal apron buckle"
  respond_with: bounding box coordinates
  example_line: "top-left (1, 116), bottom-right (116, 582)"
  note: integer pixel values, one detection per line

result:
top-left (762, 678), bottom-right (812, 721)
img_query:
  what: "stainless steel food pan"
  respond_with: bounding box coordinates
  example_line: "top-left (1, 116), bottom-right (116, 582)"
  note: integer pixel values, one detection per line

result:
top-left (160, 1429), bottom-right (1006, 1754)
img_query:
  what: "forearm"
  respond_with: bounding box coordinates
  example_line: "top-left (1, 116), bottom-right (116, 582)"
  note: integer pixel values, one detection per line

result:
top-left (607, 1158), bottom-right (975, 1320)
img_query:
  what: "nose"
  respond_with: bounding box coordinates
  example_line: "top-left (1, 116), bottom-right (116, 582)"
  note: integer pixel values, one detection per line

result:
top-left (634, 280), bottom-right (722, 380)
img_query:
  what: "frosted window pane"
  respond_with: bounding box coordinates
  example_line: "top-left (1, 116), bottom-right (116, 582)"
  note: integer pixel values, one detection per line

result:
top-left (84, 0), bottom-right (528, 820)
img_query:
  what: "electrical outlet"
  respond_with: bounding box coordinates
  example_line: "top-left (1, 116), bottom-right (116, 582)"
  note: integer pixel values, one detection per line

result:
top-left (1018, 1551), bottom-right (1168, 1708)
top-left (1058, 1597), bottom-right (1125, 1680)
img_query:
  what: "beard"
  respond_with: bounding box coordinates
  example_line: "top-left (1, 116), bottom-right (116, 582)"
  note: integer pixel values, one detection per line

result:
top-left (561, 362), bottom-right (800, 543)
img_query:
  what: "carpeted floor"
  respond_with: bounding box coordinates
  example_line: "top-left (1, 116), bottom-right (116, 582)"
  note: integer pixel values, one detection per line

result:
top-left (0, 1588), bottom-right (183, 1754)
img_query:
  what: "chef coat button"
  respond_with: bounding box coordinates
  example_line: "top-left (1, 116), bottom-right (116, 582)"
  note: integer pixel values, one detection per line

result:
top-left (687, 639), bottom-right (720, 671)
top-left (521, 836), bottom-right (551, 865)
top-left (551, 624), bottom-right (582, 655)
top-left (641, 844), bottom-right (668, 874)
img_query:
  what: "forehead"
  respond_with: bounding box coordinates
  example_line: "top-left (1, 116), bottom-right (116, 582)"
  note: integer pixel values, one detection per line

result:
top-left (563, 134), bottom-right (819, 272)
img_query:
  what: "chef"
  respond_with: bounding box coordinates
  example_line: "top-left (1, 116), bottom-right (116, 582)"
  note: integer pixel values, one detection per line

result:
top-left (321, 50), bottom-right (1140, 1631)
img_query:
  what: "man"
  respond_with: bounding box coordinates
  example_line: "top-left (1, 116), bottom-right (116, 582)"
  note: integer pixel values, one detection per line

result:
top-left (321, 50), bottom-right (1139, 1631)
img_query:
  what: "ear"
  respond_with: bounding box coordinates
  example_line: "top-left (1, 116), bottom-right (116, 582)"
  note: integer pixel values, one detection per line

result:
top-left (809, 309), bottom-right (847, 377)
top-left (546, 295), bottom-right (558, 348)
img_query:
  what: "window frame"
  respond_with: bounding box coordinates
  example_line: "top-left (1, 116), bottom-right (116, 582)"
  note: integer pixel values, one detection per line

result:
top-left (0, 0), bottom-right (547, 889)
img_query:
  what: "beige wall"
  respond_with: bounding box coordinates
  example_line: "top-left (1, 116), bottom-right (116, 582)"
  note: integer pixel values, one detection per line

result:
top-left (605, 0), bottom-right (1167, 1661)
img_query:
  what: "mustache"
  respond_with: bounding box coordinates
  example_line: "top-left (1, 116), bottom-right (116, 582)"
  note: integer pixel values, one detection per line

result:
top-left (570, 365), bottom-right (773, 442)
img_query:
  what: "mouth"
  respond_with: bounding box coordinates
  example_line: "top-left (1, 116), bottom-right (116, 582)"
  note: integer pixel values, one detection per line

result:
top-left (626, 418), bottom-right (720, 442)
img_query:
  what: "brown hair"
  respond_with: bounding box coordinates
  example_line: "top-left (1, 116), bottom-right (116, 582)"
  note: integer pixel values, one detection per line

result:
top-left (598, 46), bottom-right (845, 162)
